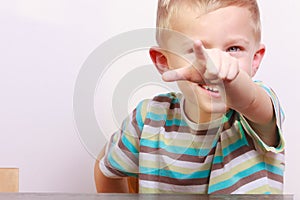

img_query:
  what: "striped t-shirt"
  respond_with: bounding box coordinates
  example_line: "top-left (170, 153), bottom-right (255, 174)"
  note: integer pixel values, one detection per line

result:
top-left (100, 81), bottom-right (285, 194)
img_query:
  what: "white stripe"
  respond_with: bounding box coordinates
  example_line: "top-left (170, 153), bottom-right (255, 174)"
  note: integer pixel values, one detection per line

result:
top-left (232, 177), bottom-right (267, 194)
top-left (140, 153), bottom-right (214, 170)
top-left (162, 129), bottom-right (216, 142)
top-left (143, 126), bottom-right (216, 143)
top-left (232, 177), bottom-right (283, 194)
top-left (125, 113), bottom-right (140, 138)
top-left (267, 178), bottom-right (283, 190)
top-left (140, 180), bottom-right (207, 193)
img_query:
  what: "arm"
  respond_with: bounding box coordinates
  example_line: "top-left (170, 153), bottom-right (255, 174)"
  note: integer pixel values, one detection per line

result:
top-left (162, 40), bottom-right (278, 146)
top-left (223, 70), bottom-right (278, 146)
top-left (94, 145), bottom-right (129, 193)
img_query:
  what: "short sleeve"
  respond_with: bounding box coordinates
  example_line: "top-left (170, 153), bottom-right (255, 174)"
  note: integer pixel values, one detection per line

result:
top-left (99, 99), bottom-right (149, 178)
top-left (239, 81), bottom-right (285, 153)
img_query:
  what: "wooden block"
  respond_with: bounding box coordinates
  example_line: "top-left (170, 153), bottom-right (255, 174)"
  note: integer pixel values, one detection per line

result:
top-left (0, 168), bottom-right (19, 192)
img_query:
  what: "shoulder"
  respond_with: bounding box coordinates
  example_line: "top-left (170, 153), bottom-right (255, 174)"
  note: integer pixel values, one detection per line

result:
top-left (254, 80), bottom-right (285, 123)
top-left (146, 92), bottom-right (183, 113)
top-left (254, 80), bottom-right (280, 102)
top-left (135, 92), bottom-right (182, 122)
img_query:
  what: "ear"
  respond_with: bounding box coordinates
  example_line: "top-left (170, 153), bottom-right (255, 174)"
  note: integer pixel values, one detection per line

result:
top-left (251, 44), bottom-right (266, 76)
top-left (149, 47), bottom-right (169, 75)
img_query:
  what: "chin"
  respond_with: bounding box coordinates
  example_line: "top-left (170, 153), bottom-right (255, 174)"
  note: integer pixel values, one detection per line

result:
top-left (201, 104), bottom-right (227, 116)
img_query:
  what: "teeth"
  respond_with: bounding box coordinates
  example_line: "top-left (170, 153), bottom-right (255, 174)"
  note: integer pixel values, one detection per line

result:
top-left (202, 85), bottom-right (219, 92)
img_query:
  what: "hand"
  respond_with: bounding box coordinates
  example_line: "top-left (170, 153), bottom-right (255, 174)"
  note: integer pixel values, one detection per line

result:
top-left (162, 40), bottom-right (240, 85)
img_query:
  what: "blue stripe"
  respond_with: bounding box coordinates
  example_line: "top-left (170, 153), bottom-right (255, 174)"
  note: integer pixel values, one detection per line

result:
top-left (108, 154), bottom-right (126, 173)
top-left (140, 167), bottom-right (210, 179)
top-left (146, 112), bottom-right (166, 121)
top-left (213, 156), bottom-right (223, 164)
top-left (121, 134), bottom-right (138, 156)
top-left (265, 192), bottom-right (271, 194)
top-left (135, 101), bottom-right (145, 131)
top-left (213, 138), bottom-right (248, 165)
top-left (222, 110), bottom-right (234, 123)
top-left (166, 119), bottom-right (188, 126)
top-left (222, 139), bottom-right (247, 158)
top-left (266, 163), bottom-right (283, 176)
top-left (140, 139), bottom-right (210, 156)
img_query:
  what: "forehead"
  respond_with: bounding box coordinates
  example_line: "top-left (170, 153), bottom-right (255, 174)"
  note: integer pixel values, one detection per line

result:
top-left (167, 6), bottom-right (256, 46)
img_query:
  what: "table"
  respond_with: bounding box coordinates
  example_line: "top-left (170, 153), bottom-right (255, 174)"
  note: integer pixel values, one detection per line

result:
top-left (0, 193), bottom-right (294, 200)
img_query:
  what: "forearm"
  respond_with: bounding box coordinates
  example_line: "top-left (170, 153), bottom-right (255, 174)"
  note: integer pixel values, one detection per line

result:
top-left (224, 71), bottom-right (278, 146)
top-left (225, 70), bottom-right (273, 125)
top-left (94, 163), bottom-right (129, 193)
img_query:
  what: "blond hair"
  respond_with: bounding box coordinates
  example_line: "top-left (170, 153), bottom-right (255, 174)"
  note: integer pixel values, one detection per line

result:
top-left (156, 0), bottom-right (261, 46)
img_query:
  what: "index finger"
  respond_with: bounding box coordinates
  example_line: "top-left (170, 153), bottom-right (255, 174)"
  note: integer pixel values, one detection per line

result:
top-left (193, 40), bottom-right (206, 60)
top-left (194, 40), bottom-right (218, 76)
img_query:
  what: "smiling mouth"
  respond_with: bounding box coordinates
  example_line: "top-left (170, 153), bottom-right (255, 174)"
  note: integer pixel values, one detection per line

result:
top-left (199, 84), bottom-right (219, 93)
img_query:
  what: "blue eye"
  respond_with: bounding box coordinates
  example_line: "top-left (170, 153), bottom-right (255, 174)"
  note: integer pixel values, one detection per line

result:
top-left (227, 46), bottom-right (241, 52)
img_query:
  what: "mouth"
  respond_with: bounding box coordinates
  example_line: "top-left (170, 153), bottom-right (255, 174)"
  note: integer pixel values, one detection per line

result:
top-left (199, 84), bottom-right (219, 93)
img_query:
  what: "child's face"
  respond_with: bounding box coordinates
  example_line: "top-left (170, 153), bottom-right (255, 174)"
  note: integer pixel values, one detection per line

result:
top-left (162, 6), bottom-right (264, 119)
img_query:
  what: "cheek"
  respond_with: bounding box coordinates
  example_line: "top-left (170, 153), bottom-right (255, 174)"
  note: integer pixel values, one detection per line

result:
top-left (176, 82), bottom-right (200, 102)
top-left (177, 82), bottom-right (194, 97)
top-left (167, 54), bottom-right (191, 70)
top-left (238, 58), bottom-right (253, 76)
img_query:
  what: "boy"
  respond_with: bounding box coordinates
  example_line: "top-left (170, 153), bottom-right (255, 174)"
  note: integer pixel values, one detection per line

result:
top-left (94, 0), bottom-right (285, 194)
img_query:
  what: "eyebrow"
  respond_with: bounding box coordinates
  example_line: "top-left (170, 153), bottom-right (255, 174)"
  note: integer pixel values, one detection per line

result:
top-left (226, 37), bottom-right (250, 46)
top-left (181, 40), bottom-right (194, 50)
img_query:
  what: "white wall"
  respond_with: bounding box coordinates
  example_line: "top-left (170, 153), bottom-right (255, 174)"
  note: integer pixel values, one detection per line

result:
top-left (0, 0), bottom-right (299, 197)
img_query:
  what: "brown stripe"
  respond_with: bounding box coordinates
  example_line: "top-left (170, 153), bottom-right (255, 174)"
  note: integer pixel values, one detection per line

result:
top-left (152, 95), bottom-right (177, 103)
top-left (144, 118), bottom-right (166, 127)
top-left (169, 102), bottom-right (180, 109)
top-left (139, 173), bottom-right (209, 186)
top-left (267, 171), bottom-right (283, 183)
top-left (152, 95), bottom-right (172, 102)
top-left (164, 124), bottom-right (191, 133)
top-left (131, 108), bottom-right (142, 139)
top-left (221, 119), bottom-right (234, 132)
top-left (228, 111), bottom-right (237, 128)
top-left (103, 156), bottom-right (128, 177)
top-left (140, 145), bottom-right (216, 163)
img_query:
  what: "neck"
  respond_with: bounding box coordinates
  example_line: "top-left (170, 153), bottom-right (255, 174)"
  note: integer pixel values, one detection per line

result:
top-left (183, 99), bottom-right (224, 124)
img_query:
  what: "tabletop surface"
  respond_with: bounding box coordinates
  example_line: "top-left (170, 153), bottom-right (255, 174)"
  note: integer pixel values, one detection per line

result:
top-left (0, 193), bottom-right (294, 200)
